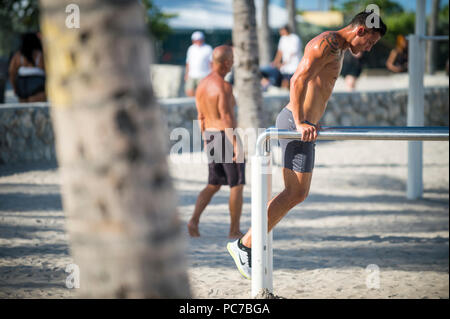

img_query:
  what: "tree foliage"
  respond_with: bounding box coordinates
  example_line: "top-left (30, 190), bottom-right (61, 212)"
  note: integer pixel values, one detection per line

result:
top-left (0, 0), bottom-right (40, 56)
top-left (340, 0), bottom-right (403, 20)
top-left (339, 0), bottom-right (412, 47)
top-left (141, 0), bottom-right (176, 41)
top-left (338, 0), bottom-right (449, 68)
top-left (0, 0), bottom-right (40, 33)
top-left (0, 0), bottom-right (174, 57)
top-left (435, 3), bottom-right (449, 68)
top-left (382, 12), bottom-right (415, 46)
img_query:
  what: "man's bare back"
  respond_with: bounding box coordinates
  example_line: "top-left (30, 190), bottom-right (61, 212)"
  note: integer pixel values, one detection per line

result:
top-left (196, 72), bottom-right (236, 132)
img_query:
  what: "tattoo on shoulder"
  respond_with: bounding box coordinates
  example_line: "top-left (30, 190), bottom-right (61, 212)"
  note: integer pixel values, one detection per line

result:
top-left (318, 33), bottom-right (340, 56)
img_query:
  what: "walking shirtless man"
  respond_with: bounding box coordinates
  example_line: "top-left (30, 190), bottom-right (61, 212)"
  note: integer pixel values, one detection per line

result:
top-left (188, 45), bottom-right (245, 239)
top-left (227, 11), bottom-right (387, 279)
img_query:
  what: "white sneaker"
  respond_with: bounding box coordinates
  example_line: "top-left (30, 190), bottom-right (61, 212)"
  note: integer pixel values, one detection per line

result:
top-left (227, 238), bottom-right (251, 280)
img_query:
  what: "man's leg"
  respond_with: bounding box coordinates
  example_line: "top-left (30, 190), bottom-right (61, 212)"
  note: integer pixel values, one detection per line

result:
top-left (241, 168), bottom-right (312, 247)
top-left (228, 184), bottom-right (244, 239)
top-left (185, 78), bottom-right (196, 97)
top-left (188, 184), bottom-right (221, 237)
top-left (345, 75), bottom-right (357, 91)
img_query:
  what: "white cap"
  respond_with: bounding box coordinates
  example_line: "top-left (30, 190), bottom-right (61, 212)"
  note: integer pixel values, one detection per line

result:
top-left (191, 31), bottom-right (205, 41)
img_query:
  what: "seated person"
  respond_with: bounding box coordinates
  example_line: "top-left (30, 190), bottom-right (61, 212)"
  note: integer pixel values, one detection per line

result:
top-left (386, 34), bottom-right (408, 73)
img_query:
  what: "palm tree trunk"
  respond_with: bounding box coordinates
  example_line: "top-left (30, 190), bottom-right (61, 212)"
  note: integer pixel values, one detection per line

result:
top-left (286, 0), bottom-right (297, 35)
top-left (426, 0), bottom-right (440, 74)
top-left (258, 0), bottom-right (272, 66)
top-left (39, 0), bottom-right (190, 298)
top-left (233, 0), bottom-right (263, 131)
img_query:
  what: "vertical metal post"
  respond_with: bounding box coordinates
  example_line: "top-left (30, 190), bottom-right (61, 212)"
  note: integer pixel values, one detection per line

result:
top-left (266, 163), bottom-right (273, 293)
top-left (251, 154), bottom-right (270, 298)
top-left (407, 0), bottom-right (426, 200)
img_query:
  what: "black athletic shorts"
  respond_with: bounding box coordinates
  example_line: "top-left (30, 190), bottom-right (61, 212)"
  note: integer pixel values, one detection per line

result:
top-left (275, 107), bottom-right (315, 173)
top-left (205, 130), bottom-right (245, 187)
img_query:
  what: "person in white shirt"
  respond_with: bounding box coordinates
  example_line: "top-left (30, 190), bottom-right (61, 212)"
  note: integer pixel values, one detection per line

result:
top-left (185, 31), bottom-right (213, 96)
top-left (272, 25), bottom-right (303, 89)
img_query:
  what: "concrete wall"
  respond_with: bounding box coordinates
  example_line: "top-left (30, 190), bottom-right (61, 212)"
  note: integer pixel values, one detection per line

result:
top-left (150, 64), bottom-right (185, 98)
top-left (162, 86), bottom-right (449, 131)
top-left (0, 86), bottom-right (448, 164)
top-left (0, 104), bottom-right (55, 164)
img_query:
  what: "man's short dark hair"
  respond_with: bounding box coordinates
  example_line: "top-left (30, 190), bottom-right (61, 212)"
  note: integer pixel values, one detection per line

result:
top-left (281, 25), bottom-right (291, 33)
top-left (350, 11), bottom-right (387, 37)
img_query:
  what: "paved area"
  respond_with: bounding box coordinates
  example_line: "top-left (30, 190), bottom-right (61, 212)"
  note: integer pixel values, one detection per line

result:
top-left (0, 139), bottom-right (448, 298)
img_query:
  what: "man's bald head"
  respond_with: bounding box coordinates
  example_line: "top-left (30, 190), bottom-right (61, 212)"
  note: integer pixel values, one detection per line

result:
top-left (211, 45), bottom-right (234, 76)
top-left (213, 45), bottom-right (233, 65)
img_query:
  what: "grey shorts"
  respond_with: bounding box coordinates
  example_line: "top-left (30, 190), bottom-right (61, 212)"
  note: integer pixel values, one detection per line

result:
top-left (185, 77), bottom-right (202, 92)
top-left (275, 107), bottom-right (315, 173)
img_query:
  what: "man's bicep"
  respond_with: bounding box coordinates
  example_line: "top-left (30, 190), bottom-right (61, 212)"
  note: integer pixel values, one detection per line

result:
top-left (217, 91), bottom-right (230, 115)
top-left (218, 90), bottom-right (234, 125)
top-left (224, 84), bottom-right (236, 114)
top-left (195, 96), bottom-right (204, 117)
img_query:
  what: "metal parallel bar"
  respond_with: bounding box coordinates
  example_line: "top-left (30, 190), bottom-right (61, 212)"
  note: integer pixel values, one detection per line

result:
top-left (256, 127), bottom-right (449, 156)
top-left (419, 35), bottom-right (449, 41)
top-left (252, 125), bottom-right (449, 298)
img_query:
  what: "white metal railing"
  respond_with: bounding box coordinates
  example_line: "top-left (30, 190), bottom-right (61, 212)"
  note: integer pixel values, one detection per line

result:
top-left (251, 126), bottom-right (449, 298)
top-left (407, 0), bottom-right (449, 200)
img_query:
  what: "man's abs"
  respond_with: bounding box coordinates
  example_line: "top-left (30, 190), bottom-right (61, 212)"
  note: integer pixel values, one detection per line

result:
top-left (287, 68), bottom-right (339, 124)
top-left (286, 88), bottom-right (329, 125)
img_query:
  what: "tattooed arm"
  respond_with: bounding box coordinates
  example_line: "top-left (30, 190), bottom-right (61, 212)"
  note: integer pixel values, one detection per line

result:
top-left (318, 32), bottom-right (341, 57)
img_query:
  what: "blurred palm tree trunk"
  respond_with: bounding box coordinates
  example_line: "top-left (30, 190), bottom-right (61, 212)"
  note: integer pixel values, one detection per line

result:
top-left (233, 0), bottom-right (263, 132)
top-left (39, 0), bottom-right (190, 298)
top-left (258, 0), bottom-right (272, 66)
top-left (286, 0), bottom-right (297, 35)
top-left (426, 0), bottom-right (440, 74)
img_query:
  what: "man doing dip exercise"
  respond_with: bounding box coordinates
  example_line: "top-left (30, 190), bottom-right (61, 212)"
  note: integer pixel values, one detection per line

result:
top-left (188, 45), bottom-right (245, 239)
top-left (227, 11), bottom-right (387, 279)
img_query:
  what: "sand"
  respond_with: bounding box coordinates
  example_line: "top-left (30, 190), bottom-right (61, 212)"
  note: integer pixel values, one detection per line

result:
top-left (0, 139), bottom-right (448, 299)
